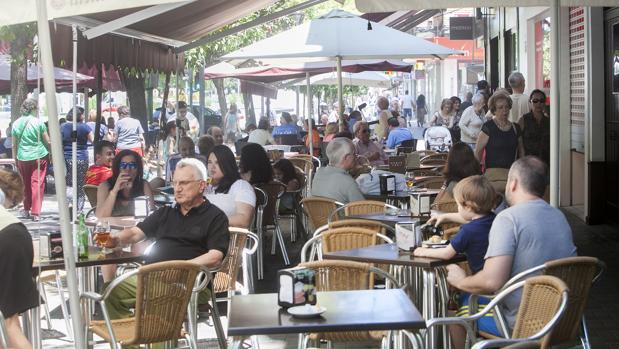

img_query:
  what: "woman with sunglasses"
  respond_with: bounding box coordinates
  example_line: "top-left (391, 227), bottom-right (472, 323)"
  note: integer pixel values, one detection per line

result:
top-left (518, 89), bottom-right (550, 165)
top-left (96, 149), bottom-right (154, 217)
top-left (205, 145), bottom-right (256, 228)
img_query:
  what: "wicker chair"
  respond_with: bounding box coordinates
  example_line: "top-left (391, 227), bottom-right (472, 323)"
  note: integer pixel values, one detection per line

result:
top-left (413, 150), bottom-right (437, 158)
top-left (415, 176), bottom-right (445, 189)
top-left (213, 228), bottom-right (259, 298)
top-left (297, 260), bottom-right (401, 349)
top-left (83, 184), bottom-right (99, 207)
top-left (81, 261), bottom-right (209, 349)
top-left (301, 197), bottom-right (343, 232)
top-left (328, 218), bottom-right (395, 237)
top-left (428, 275), bottom-right (569, 349)
top-left (0, 310), bottom-right (8, 348)
top-left (420, 153), bottom-right (448, 165)
top-left (473, 256), bottom-right (604, 349)
top-left (290, 154), bottom-right (321, 168)
top-left (300, 227), bottom-right (393, 263)
top-left (328, 200), bottom-right (399, 224)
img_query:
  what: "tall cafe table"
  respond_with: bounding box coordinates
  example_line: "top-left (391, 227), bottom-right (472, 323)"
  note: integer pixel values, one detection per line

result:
top-left (323, 243), bottom-right (466, 349)
top-left (227, 289), bottom-right (425, 349)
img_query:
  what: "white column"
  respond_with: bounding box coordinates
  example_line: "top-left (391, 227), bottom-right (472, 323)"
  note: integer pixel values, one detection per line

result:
top-left (550, 0), bottom-right (560, 207)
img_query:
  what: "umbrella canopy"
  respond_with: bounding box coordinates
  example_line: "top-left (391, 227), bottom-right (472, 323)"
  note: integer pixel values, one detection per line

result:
top-left (0, 54), bottom-right (93, 94)
top-left (205, 59), bottom-right (413, 83)
top-left (221, 9), bottom-right (460, 62)
top-left (354, 0), bottom-right (617, 11)
top-left (295, 71), bottom-right (392, 88)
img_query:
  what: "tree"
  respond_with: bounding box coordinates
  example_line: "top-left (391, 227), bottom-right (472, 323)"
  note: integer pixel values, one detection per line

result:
top-left (0, 24), bottom-right (36, 123)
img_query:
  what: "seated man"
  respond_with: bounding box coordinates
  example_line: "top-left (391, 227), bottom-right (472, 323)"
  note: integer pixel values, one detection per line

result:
top-left (104, 158), bottom-right (230, 319)
top-left (272, 112), bottom-right (300, 142)
top-left (446, 156), bottom-right (576, 346)
top-left (207, 126), bottom-right (224, 146)
top-left (353, 121), bottom-right (387, 166)
top-left (386, 117), bottom-right (413, 149)
top-left (85, 140), bottom-right (115, 185)
top-left (166, 136), bottom-right (207, 182)
top-left (311, 137), bottom-right (365, 204)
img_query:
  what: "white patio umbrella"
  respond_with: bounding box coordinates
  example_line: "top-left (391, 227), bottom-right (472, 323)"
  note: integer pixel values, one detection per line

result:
top-left (294, 71), bottom-right (392, 88)
top-left (222, 9), bottom-right (458, 159)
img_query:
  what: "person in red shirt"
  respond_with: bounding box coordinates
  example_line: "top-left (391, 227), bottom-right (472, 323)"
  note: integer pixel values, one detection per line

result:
top-left (85, 140), bottom-right (115, 185)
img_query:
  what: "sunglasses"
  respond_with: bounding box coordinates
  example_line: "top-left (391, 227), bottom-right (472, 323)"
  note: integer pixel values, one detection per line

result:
top-left (531, 99), bottom-right (545, 104)
top-left (119, 161), bottom-right (138, 170)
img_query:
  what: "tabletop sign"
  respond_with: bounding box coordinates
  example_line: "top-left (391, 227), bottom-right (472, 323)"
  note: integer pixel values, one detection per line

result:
top-left (411, 192), bottom-right (431, 216)
top-left (278, 267), bottom-right (317, 308)
top-left (379, 174), bottom-right (396, 194)
top-left (395, 220), bottom-right (422, 251)
top-left (39, 231), bottom-right (63, 259)
top-left (134, 196), bottom-right (150, 218)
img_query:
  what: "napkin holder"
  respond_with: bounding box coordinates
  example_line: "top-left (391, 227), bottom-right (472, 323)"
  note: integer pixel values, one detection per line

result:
top-left (379, 174), bottom-right (396, 194)
top-left (40, 231), bottom-right (63, 259)
top-left (410, 192), bottom-right (432, 216)
top-left (133, 196), bottom-right (150, 218)
top-left (395, 220), bottom-right (422, 251)
top-left (278, 267), bottom-right (317, 308)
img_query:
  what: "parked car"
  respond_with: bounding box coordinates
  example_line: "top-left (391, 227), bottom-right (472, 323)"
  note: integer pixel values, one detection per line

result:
top-left (190, 105), bottom-right (222, 131)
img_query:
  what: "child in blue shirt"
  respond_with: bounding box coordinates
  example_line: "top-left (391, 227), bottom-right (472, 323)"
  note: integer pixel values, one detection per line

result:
top-left (414, 175), bottom-right (499, 338)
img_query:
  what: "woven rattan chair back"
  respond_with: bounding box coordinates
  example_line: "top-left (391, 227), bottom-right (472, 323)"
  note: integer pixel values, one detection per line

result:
top-left (257, 181), bottom-right (286, 226)
top-left (420, 153), bottom-right (448, 167)
top-left (343, 200), bottom-right (388, 216)
top-left (412, 169), bottom-right (442, 177)
top-left (301, 197), bottom-right (339, 230)
top-left (511, 275), bottom-right (569, 348)
top-left (320, 228), bottom-right (380, 255)
top-left (328, 218), bottom-right (394, 236)
top-left (132, 261), bottom-right (201, 344)
top-left (501, 342), bottom-right (541, 349)
top-left (289, 157), bottom-right (313, 175)
top-left (213, 228), bottom-right (249, 293)
top-left (543, 257), bottom-right (601, 345)
top-left (298, 260), bottom-right (372, 291)
top-left (83, 184), bottom-right (99, 207)
top-left (413, 150), bottom-right (437, 158)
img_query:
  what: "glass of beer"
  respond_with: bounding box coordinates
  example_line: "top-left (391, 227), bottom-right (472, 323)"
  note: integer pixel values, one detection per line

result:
top-left (405, 172), bottom-right (416, 191)
top-left (94, 222), bottom-right (112, 253)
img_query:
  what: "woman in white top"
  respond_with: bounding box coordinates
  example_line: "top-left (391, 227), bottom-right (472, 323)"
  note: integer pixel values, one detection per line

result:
top-left (205, 145), bottom-right (255, 228)
top-left (247, 118), bottom-right (274, 146)
top-left (458, 93), bottom-right (487, 149)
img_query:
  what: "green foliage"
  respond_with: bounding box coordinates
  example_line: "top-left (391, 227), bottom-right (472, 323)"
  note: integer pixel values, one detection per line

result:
top-left (0, 23), bottom-right (37, 63)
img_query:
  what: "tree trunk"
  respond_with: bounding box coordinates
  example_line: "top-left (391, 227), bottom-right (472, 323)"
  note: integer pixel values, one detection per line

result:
top-left (120, 70), bottom-right (148, 143)
top-left (9, 33), bottom-right (29, 158)
top-left (213, 78), bottom-right (228, 119)
top-left (243, 92), bottom-right (255, 127)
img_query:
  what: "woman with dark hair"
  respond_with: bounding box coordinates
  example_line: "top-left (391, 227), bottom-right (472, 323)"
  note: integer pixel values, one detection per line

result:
top-left (415, 94), bottom-right (427, 127)
top-left (239, 143), bottom-right (273, 185)
top-left (96, 149), bottom-right (154, 217)
top-left (273, 159), bottom-right (301, 191)
top-left (0, 169), bottom-right (39, 348)
top-left (159, 120), bottom-right (177, 165)
top-left (206, 145), bottom-right (256, 228)
top-left (518, 89), bottom-right (550, 165)
top-left (442, 142), bottom-right (482, 196)
top-left (429, 98), bottom-right (454, 127)
top-left (62, 106), bottom-right (94, 211)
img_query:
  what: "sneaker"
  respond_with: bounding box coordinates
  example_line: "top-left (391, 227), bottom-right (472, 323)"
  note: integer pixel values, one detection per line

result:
top-left (31, 215), bottom-right (40, 222)
top-left (19, 209), bottom-right (30, 218)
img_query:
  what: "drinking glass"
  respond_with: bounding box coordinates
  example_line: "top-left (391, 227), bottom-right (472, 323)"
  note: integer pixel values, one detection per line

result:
top-left (405, 171), bottom-right (416, 191)
top-left (94, 222), bottom-right (112, 254)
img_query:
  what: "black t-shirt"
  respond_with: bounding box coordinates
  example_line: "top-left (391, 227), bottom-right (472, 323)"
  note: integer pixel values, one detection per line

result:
top-left (0, 223), bottom-right (40, 317)
top-left (136, 199), bottom-right (230, 264)
top-left (481, 120), bottom-right (521, 169)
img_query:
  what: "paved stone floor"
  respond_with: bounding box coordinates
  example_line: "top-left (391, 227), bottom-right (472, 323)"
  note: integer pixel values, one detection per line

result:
top-left (20, 195), bottom-right (619, 348)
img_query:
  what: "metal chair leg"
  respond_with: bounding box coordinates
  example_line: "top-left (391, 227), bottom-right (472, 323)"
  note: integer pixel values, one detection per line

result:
top-left (209, 283), bottom-right (228, 349)
top-left (275, 225), bottom-right (290, 265)
top-left (55, 270), bottom-right (73, 340)
top-left (270, 227), bottom-right (277, 256)
top-left (37, 282), bottom-right (52, 330)
top-left (580, 316), bottom-right (591, 349)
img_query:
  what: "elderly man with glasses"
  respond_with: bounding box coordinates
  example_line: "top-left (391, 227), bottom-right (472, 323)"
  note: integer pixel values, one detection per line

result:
top-left (311, 137), bottom-right (365, 204)
top-left (104, 158), bottom-right (229, 319)
top-left (352, 121), bottom-right (387, 166)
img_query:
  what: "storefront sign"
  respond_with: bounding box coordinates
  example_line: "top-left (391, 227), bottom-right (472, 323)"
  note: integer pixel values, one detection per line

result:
top-left (450, 17), bottom-right (475, 40)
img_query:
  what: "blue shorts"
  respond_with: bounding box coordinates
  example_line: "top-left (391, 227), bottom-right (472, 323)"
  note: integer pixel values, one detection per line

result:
top-left (457, 293), bottom-right (501, 336)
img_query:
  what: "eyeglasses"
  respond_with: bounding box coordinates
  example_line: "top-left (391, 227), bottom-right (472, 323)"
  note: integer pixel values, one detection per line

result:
top-left (531, 99), bottom-right (545, 104)
top-left (119, 161), bottom-right (138, 170)
top-left (172, 180), bottom-right (202, 187)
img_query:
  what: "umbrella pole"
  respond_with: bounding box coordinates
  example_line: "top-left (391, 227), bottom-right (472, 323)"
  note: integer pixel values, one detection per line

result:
top-left (550, 0), bottom-right (560, 207)
top-left (306, 72), bottom-right (313, 161)
top-left (72, 25), bottom-right (78, 220)
top-left (336, 56), bottom-right (344, 132)
top-left (36, 1), bottom-right (85, 348)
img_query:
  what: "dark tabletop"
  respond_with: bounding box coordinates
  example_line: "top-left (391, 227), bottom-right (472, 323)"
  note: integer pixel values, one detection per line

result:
top-left (323, 243), bottom-right (466, 268)
top-left (84, 216), bottom-right (142, 230)
top-left (33, 247), bottom-right (144, 273)
top-left (348, 213), bottom-right (422, 224)
top-left (364, 188), bottom-right (441, 202)
top-left (227, 289), bottom-right (425, 336)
